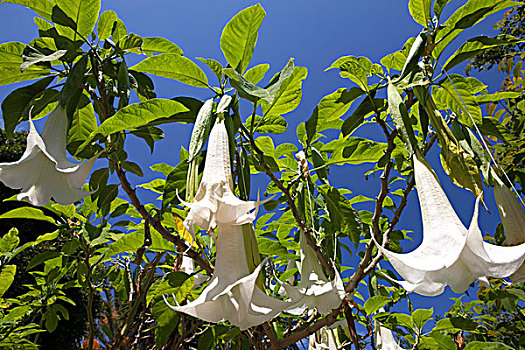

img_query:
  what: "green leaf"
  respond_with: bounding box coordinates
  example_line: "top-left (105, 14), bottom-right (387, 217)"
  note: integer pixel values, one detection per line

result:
top-left (0, 265), bottom-right (16, 297)
top-left (1, 75), bottom-right (55, 134)
top-left (434, 0), bottom-right (453, 20)
top-left (220, 4), bottom-right (266, 73)
top-left (363, 295), bottom-right (389, 315)
top-left (409, 0), bottom-right (431, 26)
top-left (45, 308), bottom-right (58, 332)
top-left (0, 0), bottom-right (54, 20)
top-left (0, 228), bottom-right (19, 255)
top-left (262, 64), bottom-right (307, 118)
top-left (388, 81), bottom-right (418, 156)
top-left (55, 0), bottom-right (101, 40)
top-left (0, 207), bottom-right (56, 224)
top-left (433, 74), bottom-right (482, 126)
top-left (479, 117), bottom-right (515, 143)
top-left (395, 32), bottom-right (426, 83)
top-left (433, 0), bottom-right (517, 60)
top-left (94, 99), bottom-right (188, 137)
top-left (196, 57), bottom-right (223, 83)
top-left (421, 331), bottom-right (457, 350)
top-left (162, 159), bottom-right (189, 209)
top-left (323, 136), bottom-right (388, 165)
top-left (341, 97), bottom-right (387, 136)
top-left (0, 41), bottom-right (50, 86)
top-left (246, 115), bottom-right (287, 135)
top-left (60, 54), bottom-right (88, 113)
top-left (464, 342), bottom-right (514, 350)
top-left (381, 37), bottom-right (416, 72)
top-left (412, 308), bottom-right (433, 330)
top-left (326, 55), bottom-right (379, 91)
top-left (475, 91), bottom-right (522, 104)
top-left (27, 251), bottom-right (60, 270)
top-left (68, 92), bottom-right (97, 144)
top-left (244, 63), bottom-right (270, 84)
top-left (141, 37), bottom-right (183, 56)
top-left (97, 10), bottom-right (117, 41)
top-left (317, 87), bottom-right (364, 123)
top-left (130, 53), bottom-right (209, 88)
top-left (319, 186), bottom-right (363, 248)
top-left (434, 317), bottom-right (478, 331)
top-left (443, 35), bottom-right (524, 72)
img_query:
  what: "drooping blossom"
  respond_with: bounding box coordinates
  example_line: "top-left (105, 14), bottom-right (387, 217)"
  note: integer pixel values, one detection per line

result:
top-left (179, 254), bottom-right (208, 287)
top-left (375, 153), bottom-right (525, 296)
top-left (375, 321), bottom-right (404, 350)
top-left (308, 327), bottom-right (340, 350)
top-left (0, 105), bottom-right (97, 206)
top-left (279, 231), bottom-right (346, 315)
top-left (494, 177), bottom-right (525, 282)
top-left (165, 112), bottom-right (287, 330)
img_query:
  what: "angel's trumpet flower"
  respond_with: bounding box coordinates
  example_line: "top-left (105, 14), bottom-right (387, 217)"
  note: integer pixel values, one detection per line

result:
top-left (279, 231), bottom-right (345, 315)
top-left (494, 177), bottom-right (525, 282)
top-left (375, 153), bottom-right (525, 296)
top-left (308, 327), bottom-right (340, 350)
top-left (375, 321), bottom-right (404, 350)
top-left (0, 105), bottom-right (97, 206)
top-left (166, 115), bottom-right (286, 330)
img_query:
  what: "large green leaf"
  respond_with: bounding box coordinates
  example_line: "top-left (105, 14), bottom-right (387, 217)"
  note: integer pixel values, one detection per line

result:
top-left (261, 65), bottom-right (307, 118)
top-left (341, 97), bottom-right (387, 136)
top-left (1, 75), bottom-right (55, 134)
top-left (0, 265), bottom-right (16, 298)
top-left (443, 35), bottom-right (524, 72)
top-left (322, 136), bottom-right (387, 165)
top-left (326, 55), bottom-right (381, 91)
top-left (464, 342), bottom-right (514, 350)
top-left (433, 74), bottom-right (482, 126)
top-left (0, 41), bottom-right (50, 86)
top-left (54, 0), bottom-right (101, 40)
top-left (0, 0), bottom-right (54, 20)
top-left (94, 99), bottom-right (188, 137)
top-left (244, 63), bottom-right (269, 84)
top-left (305, 87), bottom-right (364, 145)
top-left (0, 207), bottom-right (56, 224)
top-left (141, 37), bottom-right (183, 56)
top-left (162, 158), bottom-right (189, 209)
top-left (220, 4), bottom-right (266, 73)
top-left (363, 295), bottom-right (389, 315)
top-left (68, 93), bottom-right (97, 145)
top-left (96, 10), bottom-right (116, 41)
top-left (381, 37), bottom-right (416, 72)
top-left (434, 0), bottom-right (453, 20)
top-left (433, 0), bottom-right (517, 60)
top-left (408, 0), bottom-right (431, 26)
top-left (130, 53), bottom-right (209, 88)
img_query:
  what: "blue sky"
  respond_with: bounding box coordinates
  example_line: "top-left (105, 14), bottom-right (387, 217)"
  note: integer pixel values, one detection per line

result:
top-left (0, 0), bottom-right (514, 329)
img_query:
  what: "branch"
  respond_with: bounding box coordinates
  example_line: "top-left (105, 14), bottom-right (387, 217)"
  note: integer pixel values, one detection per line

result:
top-left (114, 163), bottom-right (213, 274)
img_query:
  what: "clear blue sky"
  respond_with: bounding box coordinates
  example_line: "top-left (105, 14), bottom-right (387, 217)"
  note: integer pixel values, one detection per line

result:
top-left (0, 0), bottom-right (512, 326)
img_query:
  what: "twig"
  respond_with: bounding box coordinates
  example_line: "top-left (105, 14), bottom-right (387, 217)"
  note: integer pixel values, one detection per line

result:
top-left (343, 299), bottom-right (360, 350)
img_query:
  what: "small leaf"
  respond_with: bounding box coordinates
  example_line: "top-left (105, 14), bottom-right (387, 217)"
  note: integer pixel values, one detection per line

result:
top-left (363, 295), bottom-right (389, 315)
top-left (412, 308), bottom-right (433, 330)
top-left (131, 53), bottom-right (209, 88)
top-left (326, 55), bottom-right (376, 91)
top-left (244, 63), bottom-right (270, 84)
top-left (196, 57), bottom-right (224, 83)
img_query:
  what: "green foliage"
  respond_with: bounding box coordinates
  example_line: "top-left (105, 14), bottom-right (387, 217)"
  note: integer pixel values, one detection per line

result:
top-left (0, 0), bottom-right (523, 348)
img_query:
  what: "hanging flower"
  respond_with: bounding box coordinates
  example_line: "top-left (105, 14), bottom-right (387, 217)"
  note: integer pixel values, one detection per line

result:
top-left (180, 114), bottom-right (266, 239)
top-left (166, 114), bottom-right (287, 330)
top-left (308, 327), bottom-right (340, 350)
top-left (178, 254), bottom-right (208, 287)
top-left (375, 321), bottom-right (404, 350)
top-left (279, 231), bottom-right (346, 315)
top-left (494, 178), bottom-right (525, 282)
top-left (0, 105), bottom-right (97, 206)
top-left (375, 153), bottom-right (525, 296)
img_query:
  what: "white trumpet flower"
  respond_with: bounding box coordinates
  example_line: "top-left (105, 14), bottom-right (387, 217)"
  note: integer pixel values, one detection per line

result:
top-left (494, 178), bottom-right (525, 282)
top-left (0, 105), bottom-right (97, 206)
top-left (375, 154), bottom-right (525, 296)
top-left (375, 322), bottom-right (404, 350)
top-left (308, 327), bottom-right (340, 350)
top-left (279, 231), bottom-right (346, 315)
top-left (180, 116), bottom-right (266, 239)
top-left (179, 254), bottom-right (208, 287)
top-left (166, 116), bottom-right (286, 330)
